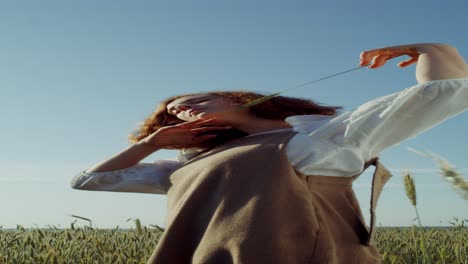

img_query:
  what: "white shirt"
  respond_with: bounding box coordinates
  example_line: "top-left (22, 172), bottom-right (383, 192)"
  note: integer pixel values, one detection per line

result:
top-left (70, 78), bottom-right (468, 194)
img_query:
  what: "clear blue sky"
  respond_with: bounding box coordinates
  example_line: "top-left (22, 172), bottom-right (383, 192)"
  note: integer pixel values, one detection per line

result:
top-left (1, 0), bottom-right (467, 229)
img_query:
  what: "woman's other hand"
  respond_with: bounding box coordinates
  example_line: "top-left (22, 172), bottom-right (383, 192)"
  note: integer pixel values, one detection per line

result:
top-left (139, 118), bottom-right (232, 149)
top-left (359, 43), bottom-right (468, 83)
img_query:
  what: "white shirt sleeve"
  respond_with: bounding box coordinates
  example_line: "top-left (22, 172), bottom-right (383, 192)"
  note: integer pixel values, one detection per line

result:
top-left (344, 78), bottom-right (468, 161)
top-left (70, 160), bottom-right (182, 194)
top-left (284, 78), bottom-right (468, 177)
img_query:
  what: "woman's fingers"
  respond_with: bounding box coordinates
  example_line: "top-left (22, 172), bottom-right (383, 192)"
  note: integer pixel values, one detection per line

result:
top-left (148, 117), bottom-right (229, 149)
top-left (192, 134), bottom-right (218, 142)
top-left (190, 126), bottom-right (232, 132)
top-left (177, 117), bottom-right (217, 127)
top-left (359, 50), bottom-right (375, 66)
top-left (166, 121), bottom-right (231, 138)
top-left (397, 56), bottom-right (419, 68)
top-left (360, 51), bottom-right (383, 67)
top-left (360, 50), bottom-right (392, 68)
top-left (177, 118), bottom-right (232, 131)
top-left (360, 45), bottom-right (420, 69)
top-left (368, 54), bottom-right (389, 69)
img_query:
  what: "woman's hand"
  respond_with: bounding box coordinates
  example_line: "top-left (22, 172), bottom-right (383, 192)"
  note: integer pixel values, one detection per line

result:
top-left (359, 43), bottom-right (468, 83)
top-left (138, 118), bottom-right (232, 149)
top-left (359, 44), bottom-right (420, 69)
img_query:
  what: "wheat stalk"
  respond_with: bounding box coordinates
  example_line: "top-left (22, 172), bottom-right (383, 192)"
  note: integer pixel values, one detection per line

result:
top-left (404, 173), bottom-right (417, 207)
top-left (403, 172), bottom-right (432, 264)
top-left (407, 147), bottom-right (468, 200)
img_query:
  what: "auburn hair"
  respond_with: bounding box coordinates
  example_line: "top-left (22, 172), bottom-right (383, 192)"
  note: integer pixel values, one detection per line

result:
top-left (128, 90), bottom-right (341, 149)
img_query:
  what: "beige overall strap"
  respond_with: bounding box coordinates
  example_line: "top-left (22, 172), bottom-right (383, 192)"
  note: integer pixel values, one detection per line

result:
top-left (365, 157), bottom-right (392, 245)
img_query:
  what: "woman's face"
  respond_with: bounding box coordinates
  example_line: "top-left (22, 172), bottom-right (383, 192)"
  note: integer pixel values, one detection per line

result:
top-left (166, 94), bottom-right (239, 122)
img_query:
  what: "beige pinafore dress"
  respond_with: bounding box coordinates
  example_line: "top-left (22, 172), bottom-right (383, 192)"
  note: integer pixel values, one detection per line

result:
top-left (147, 130), bottom-right (392, 263)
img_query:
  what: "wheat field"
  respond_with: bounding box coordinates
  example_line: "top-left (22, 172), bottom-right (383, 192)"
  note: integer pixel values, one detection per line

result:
top-left (1, 220), bottom-right (467, 264)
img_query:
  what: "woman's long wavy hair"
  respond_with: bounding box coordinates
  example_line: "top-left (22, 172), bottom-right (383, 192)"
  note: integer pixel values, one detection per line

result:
top-left (128, 90), bottom-right (341, 149)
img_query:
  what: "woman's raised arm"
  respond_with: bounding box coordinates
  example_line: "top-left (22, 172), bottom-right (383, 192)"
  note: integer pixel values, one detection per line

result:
top-left (84, 117), bottom-right (231, 173)
top-left (84, 142), bottom-right (161, 173)
top-left (341, 43), bottom-right (468, 158)
top-left (360, 43), bottom-right (468, 83)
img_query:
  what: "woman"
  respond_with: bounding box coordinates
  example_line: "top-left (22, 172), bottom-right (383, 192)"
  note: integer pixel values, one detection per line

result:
top-left (71, 43), bottom-right (468, 263)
